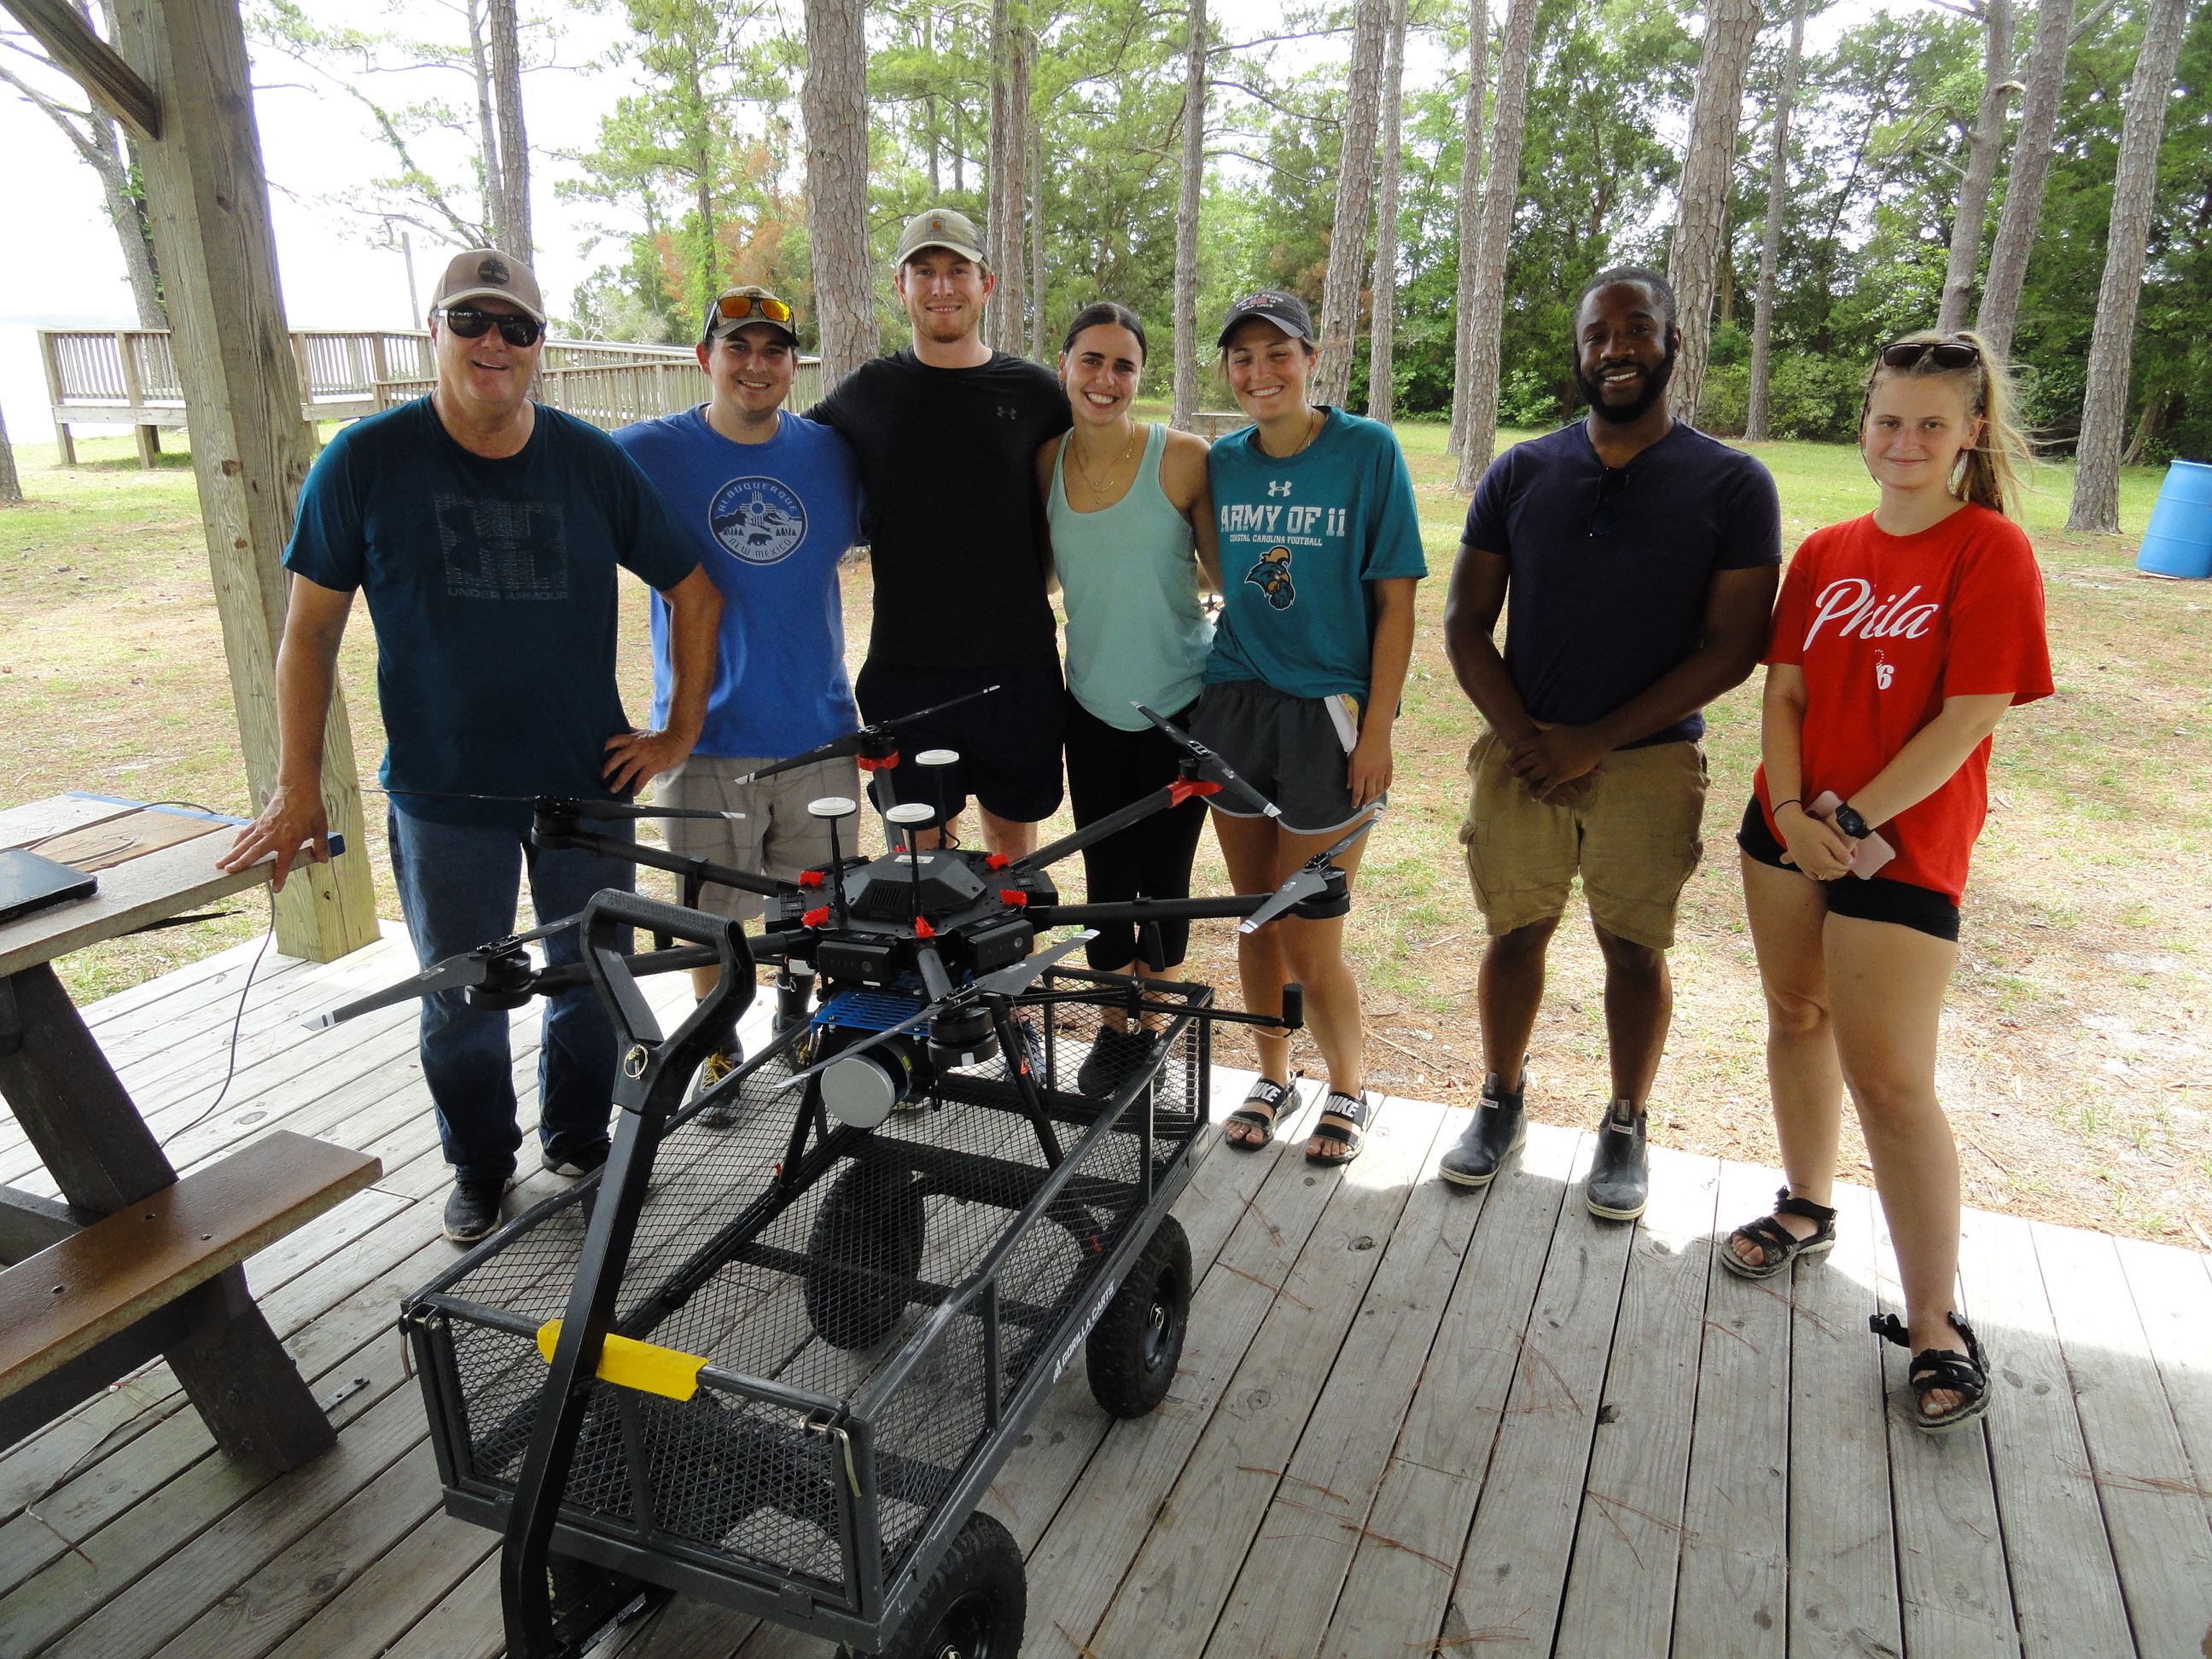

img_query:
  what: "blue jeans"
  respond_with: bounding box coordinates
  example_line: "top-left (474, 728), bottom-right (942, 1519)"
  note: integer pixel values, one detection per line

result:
top-left (387, 809), bottom-right (636, 1184)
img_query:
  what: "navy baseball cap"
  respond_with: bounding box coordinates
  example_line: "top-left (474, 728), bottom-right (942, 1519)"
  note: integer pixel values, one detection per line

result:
top-left (1217, 288), bottom-right (1315, 347)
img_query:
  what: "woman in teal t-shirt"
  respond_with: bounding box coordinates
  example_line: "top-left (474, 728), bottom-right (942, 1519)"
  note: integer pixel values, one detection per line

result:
top-left (1036, 302), bottom-right (1220, 1094)
top-left (1192, 290), bottom-right (1427, 1167)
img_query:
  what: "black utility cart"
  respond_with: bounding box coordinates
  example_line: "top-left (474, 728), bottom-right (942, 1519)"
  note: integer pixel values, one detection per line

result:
top-left (319, 703), bottom-right (1367, 1657)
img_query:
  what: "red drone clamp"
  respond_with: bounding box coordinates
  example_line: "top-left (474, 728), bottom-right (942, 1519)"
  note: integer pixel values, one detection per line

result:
top-left (984, 854), bottom-right (1011, 870)
top-left (1167, 778), bottom-right (1222, 809)
top-left (913, 917), bottom-right (936, 939)
top-left (801, 905), bottom-right (831, 929)
top-left (858, 753), bottom-right (899, 773)
top-left (796, 870), bottom-right (824, 888)
top-left (998, 889), bottom-right (1028, 907)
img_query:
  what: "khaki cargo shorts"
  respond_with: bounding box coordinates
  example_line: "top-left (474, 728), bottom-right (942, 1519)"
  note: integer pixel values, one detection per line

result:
top-left (657, 752), bottom-right (862, 923)
top-left (1456, 731), bottom-right (1708, 950)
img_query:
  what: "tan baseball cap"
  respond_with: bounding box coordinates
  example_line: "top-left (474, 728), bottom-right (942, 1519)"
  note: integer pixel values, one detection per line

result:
top-left (430, 248), bottom-right (547, 323)
top-left (894, 207), bottom-right (987, 269)
top-left (702, 284), bottom-right (801, 347)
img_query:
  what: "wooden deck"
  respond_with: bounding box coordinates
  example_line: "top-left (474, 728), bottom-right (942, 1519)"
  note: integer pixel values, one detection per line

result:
top-left (3, 931), bottom-right (2209, 1659)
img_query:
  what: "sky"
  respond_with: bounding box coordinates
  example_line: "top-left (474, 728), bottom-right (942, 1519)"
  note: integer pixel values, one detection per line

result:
top-left (0, 0), bottom-right (1893, 436)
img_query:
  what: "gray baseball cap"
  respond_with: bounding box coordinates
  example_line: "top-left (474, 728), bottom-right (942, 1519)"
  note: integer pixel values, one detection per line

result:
top-left (895, 207), bottom-right (988, 268)
top-left (430, 248), bottom-right (547, 323)
top-left (1217, 288), bottom-right (1314, 347)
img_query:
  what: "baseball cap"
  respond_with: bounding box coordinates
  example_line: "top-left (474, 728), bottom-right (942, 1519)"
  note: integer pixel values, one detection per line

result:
top-left (429, 248), bottom-right (547, 323)
top-left (1216, 288), bottom-right (1314, 348)
top-left (702, 285), bottom-right (802, 348)
top-left (894, 207), bottom-right (988, 269)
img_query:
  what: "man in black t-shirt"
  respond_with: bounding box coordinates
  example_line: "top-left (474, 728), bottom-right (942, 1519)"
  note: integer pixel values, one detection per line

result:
top-left (809, 207), bottom-right (1073, 857)
top-left (1440, 267), bottom-right (1781, 1223)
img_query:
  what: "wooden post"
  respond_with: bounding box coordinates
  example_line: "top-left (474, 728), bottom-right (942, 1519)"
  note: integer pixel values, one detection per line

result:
top-left (38, 332), bottom-right (74, 468)
top-left (106, 0), bottom-right (379, 963)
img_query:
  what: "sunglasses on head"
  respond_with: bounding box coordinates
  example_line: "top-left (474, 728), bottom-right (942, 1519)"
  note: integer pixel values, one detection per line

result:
top-left (718, 294), bottom-right (793, 323)
top-left (440, 306), bottom-right (544, 347)
top-left (1879, 339), bottom-right (1979, 371)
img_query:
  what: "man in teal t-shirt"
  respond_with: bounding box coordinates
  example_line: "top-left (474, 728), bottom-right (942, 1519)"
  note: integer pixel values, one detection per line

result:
top-left (221, 248), bottom-right (721, 1246)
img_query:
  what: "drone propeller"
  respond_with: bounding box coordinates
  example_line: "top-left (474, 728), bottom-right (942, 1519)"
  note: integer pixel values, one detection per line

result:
top-left (301, 911), bottom-right (582, 1030)
top-left (1132, 704), bottom-right (1283, 819)
top-left (1236, 807), bottom-right (1385, 934)
top-left (728, 684), bottom-right (1004, 787)
top-left (771, 931), bottom-right (1097, 1092)
top-left (377, 789), bottom-right (742, 823)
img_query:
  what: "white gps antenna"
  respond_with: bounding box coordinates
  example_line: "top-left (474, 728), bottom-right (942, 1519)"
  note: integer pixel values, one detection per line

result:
top-left (884, 801), bottom-right (935, 919)
top-left (915, 748), bottom-right (958, 835)
top-left (806, 796), bottom-right (859, 928)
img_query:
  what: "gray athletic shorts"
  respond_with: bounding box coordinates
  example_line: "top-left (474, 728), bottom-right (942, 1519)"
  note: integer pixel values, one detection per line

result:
top-left (656, 752), bottom-right (862, 922)
top-left (1187, 678), bottom-right (1381, 836)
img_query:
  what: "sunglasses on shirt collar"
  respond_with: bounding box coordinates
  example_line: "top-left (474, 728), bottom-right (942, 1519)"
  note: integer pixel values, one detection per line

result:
top-left (439, 306), bottom-right (545, 347)
top-left (1587, 466), bottom-right (1633, 538)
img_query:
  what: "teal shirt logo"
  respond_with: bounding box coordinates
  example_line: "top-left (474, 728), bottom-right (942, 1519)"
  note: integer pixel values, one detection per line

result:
top-left (1244, 545), bottom-right (1296, 609)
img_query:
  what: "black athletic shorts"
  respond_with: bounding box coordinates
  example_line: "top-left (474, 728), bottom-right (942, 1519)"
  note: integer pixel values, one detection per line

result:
top-left (1735, 797), bottom-right (1960, 943)
top-left (853, 658), bottom-right (1066, 829)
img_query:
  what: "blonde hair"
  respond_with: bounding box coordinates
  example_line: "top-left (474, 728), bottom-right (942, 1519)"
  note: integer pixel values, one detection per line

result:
top-left (1860, 329), bottom-right (2031, 518)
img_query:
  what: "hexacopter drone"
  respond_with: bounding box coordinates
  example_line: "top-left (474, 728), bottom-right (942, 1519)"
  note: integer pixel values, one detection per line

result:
top-left (309, 692), bottom-right (1376, 1659)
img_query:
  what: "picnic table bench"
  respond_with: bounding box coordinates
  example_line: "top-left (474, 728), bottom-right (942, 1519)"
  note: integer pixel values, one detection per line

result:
top-left (0, 794), bottom-right (381, 1468)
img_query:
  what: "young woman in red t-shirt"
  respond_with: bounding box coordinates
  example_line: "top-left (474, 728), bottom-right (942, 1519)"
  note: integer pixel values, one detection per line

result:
top-left (1722, 330), bottom-right (2051, 1433)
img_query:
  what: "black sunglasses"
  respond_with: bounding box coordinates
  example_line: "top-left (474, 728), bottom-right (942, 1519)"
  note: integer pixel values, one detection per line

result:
top-left (1587, 466), bottom-right (1633, 538)
top-left (440, 306), bottom-right (544, 347)
top-left (1879, 339), bottom-right (1979, 371)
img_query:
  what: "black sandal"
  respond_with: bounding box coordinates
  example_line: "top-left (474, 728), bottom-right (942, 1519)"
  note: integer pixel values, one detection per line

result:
top-left (1225, 1072), bottom-right (1301, 1150)
top-left (1307, 1090), bottom-right (1373, 1168)
top-left (1871, 1310), bottom-right (1992, 1433)
top-left (1720, 1187), bottom-right (1838, 1280)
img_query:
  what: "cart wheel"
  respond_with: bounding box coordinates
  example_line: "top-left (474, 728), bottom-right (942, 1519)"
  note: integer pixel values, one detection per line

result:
top-left (843, 1511), bottom-right (1027, 1659)
top-left (1086, 1214), bottom-right (1190, 1418)
top-left (803, 1161), bottom-right (927, 1350)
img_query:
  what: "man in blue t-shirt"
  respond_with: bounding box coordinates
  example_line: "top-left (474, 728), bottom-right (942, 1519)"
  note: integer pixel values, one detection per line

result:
top-left (221, 248), bottom-right (721, 1245)
top-left (613, 285), bottom-right (864, 1079)
top-left (1440, 267), bottom-right (1781, 1222)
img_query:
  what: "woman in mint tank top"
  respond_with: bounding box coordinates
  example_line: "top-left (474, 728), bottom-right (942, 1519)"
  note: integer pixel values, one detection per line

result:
top-left (1034, 302), bottom-right (1220, 1095)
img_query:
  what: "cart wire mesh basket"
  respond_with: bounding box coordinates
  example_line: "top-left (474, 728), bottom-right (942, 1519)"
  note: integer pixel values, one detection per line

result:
top-left (405, 967), bottom-right (1209, 1627)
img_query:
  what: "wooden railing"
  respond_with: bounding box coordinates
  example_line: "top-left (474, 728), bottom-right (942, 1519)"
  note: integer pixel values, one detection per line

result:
top-left (374, 355), bottom-right (826, 428)
top-left (40, 329), bottom-right (815, 458)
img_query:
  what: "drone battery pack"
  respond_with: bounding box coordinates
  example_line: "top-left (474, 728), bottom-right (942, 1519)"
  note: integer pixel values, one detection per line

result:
top-left (956, 916), bottom-right (1034, 977)
top-left (0, 848), bottom-right (97, 924)
top-left (818, 937), bottom-right (901, 987)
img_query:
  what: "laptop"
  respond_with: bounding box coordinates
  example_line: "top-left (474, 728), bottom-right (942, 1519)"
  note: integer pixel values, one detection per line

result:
top-left (0, 848), bottom-right (98, 925)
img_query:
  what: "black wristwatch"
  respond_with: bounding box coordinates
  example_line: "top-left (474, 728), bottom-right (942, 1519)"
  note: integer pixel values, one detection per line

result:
top-left (1831, 801), bottom-right (1871, 841)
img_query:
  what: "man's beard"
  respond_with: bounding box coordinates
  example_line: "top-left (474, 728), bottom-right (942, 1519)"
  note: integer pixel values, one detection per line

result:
top-left (1578, 344), bottom-right (1677, 426)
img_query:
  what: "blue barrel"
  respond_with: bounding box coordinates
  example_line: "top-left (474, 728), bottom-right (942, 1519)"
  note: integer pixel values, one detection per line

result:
top-left (2138, 459), bottom-right (2212, 579)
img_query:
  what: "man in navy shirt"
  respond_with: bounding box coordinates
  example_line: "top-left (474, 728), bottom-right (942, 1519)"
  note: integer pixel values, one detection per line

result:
top-left (222, 248), bottom-right (722, 1244)
top-left (1441, 267), bottom-right (1781, 1220)
top-left (614, 285), bottom-right (864, 1087)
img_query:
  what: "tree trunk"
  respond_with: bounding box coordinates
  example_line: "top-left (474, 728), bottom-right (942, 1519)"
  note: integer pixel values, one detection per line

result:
top-left (1172, 0), bottom-right (1208, 429)
top-left (1667, 0), bottom-right (1762, 426)
top-left (804, 0), bottom-right (878, 386)
top-left (467, 0), bottom-right (501, 242)
top-left (986, 0), bottom-right (1027, 355)
top-left (1936, 0), bottom-right (2014, 333)
top-left (0, 394), bottom-right (20, 504)
top-left (1313, 0), bottom-right (1388, 407)
top-left (1448, 0), bottom-right (1488, 460)
top-left (85, 2), bottom-right (163, 322)
top-left (486, 0), bottom-right (531, 254)
top-left (2068, 0), bottom-right (2188, 533)
top-left (1366, 0), bottom-right (1409, 424)
top-left (1458, 0), bottom-right (1540, 487)
top-left (1031, 94), bottom-right (1048, 360)
top-left (1746, 0), bottom-right (1806, 441)
top-left (1977, 0), bottom-right (2075, 359)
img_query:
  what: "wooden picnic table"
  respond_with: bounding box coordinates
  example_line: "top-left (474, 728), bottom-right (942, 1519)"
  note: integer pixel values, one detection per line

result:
top-left (0, 794), bottom-right (379, 1468)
